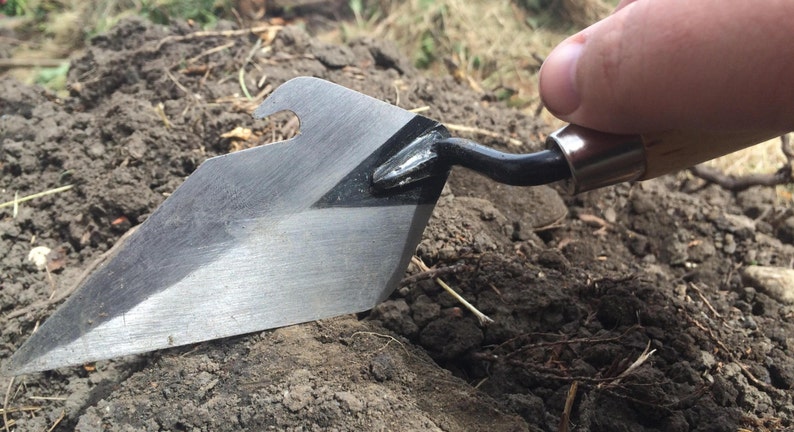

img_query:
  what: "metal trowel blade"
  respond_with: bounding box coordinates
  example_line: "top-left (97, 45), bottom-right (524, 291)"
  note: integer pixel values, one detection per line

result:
top-left (4, 77), bottom-right (449, 375)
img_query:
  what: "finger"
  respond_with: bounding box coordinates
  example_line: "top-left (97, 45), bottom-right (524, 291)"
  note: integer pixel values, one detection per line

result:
top-left (539, 0), bottom-right (794, 134)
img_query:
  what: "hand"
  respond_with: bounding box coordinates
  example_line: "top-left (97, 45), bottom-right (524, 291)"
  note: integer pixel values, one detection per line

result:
top-left (539, 0), bottom-right (794, 135)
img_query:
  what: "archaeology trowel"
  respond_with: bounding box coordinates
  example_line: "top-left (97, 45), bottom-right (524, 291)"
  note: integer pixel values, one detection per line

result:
top-left (6, 76), bottom-right (778, 375)
top-left (5, 77), bottom-right (452, 375)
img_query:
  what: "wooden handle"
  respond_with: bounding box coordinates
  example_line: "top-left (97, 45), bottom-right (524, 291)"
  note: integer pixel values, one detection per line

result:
top-left (550, 124), bottom-right (786, 193)
top-left (640, 129), bottom-right (784, 179)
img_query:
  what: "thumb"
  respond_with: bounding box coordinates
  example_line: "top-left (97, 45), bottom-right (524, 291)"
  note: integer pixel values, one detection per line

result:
top-left (539, 0), bottom-right (794, 134)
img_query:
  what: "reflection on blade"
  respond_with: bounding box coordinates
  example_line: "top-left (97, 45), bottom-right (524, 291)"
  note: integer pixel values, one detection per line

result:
top-left (5, 77), bottom-right (449, 375)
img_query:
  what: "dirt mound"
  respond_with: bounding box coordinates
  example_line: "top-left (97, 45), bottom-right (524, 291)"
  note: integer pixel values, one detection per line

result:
top-left (2, 17), bottom-right (794, 431)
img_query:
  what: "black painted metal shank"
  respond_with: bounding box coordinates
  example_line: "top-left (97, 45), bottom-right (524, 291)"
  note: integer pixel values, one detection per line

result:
top-left (372, 135), bottom-right (572, 190)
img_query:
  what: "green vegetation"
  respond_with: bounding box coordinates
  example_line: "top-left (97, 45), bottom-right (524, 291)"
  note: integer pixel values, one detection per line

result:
top-left (1, 0), bottom-right (236, 93)
top-left (1, 0), bottom-right (232, 48)
top-left (138, 0), bottom-right (231, 26)
top-left (33, 61), bottom-right (68, 89)
top-left (340, 0), bottom-right (606, 109)
top-left (1, 0), bottom-right (28, 17)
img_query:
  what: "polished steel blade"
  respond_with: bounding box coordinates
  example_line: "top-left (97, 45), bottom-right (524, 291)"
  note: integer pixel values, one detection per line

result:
top-left (5, 77), bottom-right (449, 375)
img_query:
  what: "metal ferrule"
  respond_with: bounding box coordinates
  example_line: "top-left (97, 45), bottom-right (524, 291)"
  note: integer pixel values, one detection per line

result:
top-left (547, 124), bottom-right (646, 194)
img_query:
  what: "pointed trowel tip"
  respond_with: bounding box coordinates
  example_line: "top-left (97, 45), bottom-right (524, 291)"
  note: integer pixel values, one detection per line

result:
top-left (2, 346), bottom-right (43, 376)
top-left (2, 332), bottom-right (71, 376)
top-left (1, 366), bottom-right (25, 377)
top-left (2, 357), bottom-right (27, 377)
top-left (3, 349), bottom-right (83, 376)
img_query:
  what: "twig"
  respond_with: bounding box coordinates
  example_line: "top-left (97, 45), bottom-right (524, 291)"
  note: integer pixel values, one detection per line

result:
top-left (533, 99), bottom-right (545, 118)
top-left (6, 226), bottom-right (138, 319)
top-left (46, 410), bottom-right (65, 432)
top-left (689, 283), bottom-right (722, 318)
top-left (499, 325), bottom-right (640, 359)
top-left (0, 406), bottom-right (40, 415)
top-left (254, 84), bottom-right (273, 102)
top-left (533, 212), bottom-right (567, 232)
top-left (607, 341), bottom-right (656, 386)
top-left (153, 24), bottom-right (282, 52)
top-left (408, 106), bottom-right (431, 114)
top-left (578, 213), bottom-right (610, 236)
top-left (411, 256), bottom-right (494, 326)
top-left (489, 283), bottom-right (504, 298)
top-left (2, 378), bottom-right (13, 432)
top-left (598, 384), bottom-right (707, 411)
top-left (393, 82), bottom-right (401, 107)
top-left (723, 262), bottom-right (742, 291)
top-left (279, 115), bottom-right (300, 139)
top-left (165, 69), bottom-right (191, 96)
top-left (438, 278), bottom-right (494, 325)
top-left (45, 267), bottom-right (56, 299)
top-left (28, 396), bottom-right (67, 401)
top-left (781, 133), bottom-right (794, 161)
top-left (239, 38), bottom-right (262, 100)
top-left (0, 185), bottom-right (73, 209)
top-left (184, 41), bottom-right (236, 65)
top-left (689, 165), bottom-right (792, 191)
top-left (486, 357), bottom-right (639, 384)
top-left (351, 331), bottom-right (410, 356)
top-left (558, 381), bottom-right (578, 432)
top-left (689, 134), bottom-right (794, 191)
top-left (685, 314), bottom-right (776, 392)
top-left (487, 342), bottom-right (655, 390)
top-left (153, 102), bottom-right (172, 129)
top-left (444, 123), bottom-right (524, 147)
top-left (399, 263), bottom-right (471, 286)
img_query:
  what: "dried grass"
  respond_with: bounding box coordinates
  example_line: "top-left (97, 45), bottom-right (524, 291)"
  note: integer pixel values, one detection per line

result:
top-left (341, 0), bottom-right (595, 109)
top-left (704, 138), bottom-right (794, 202)
top-left (561, 0), bottom-right (612, 27)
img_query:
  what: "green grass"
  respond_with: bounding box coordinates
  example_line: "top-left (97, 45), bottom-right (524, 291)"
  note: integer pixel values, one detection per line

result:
top-left (340, 0), bottom-right (606, 110)
top-left (138, 0), bottom-right (231, 26)
top-left (1, 0), bottom-right (28, 16)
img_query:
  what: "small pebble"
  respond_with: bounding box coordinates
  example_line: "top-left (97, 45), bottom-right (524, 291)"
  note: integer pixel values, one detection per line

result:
top-left (742, 266), bottom-right (794, 304)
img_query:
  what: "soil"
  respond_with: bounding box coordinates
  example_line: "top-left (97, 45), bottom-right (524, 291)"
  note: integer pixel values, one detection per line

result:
top-left (2, 17), bottom-right (794, 431)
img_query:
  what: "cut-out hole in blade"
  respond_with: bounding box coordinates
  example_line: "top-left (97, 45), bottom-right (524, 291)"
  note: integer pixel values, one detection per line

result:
top-left (222, 110), bottom-right (301, 153)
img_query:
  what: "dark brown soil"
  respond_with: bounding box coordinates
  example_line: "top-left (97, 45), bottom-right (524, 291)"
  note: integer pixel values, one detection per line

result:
top-left (2, 17), bottom-right (794, 431)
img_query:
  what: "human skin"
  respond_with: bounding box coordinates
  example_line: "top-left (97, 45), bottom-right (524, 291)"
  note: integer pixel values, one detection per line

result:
top-left (539, 0), bottom-right (794, 135)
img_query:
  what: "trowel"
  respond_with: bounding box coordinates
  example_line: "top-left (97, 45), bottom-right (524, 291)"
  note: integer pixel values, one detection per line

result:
top-left (4, 77), bottom-right (778, 375)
